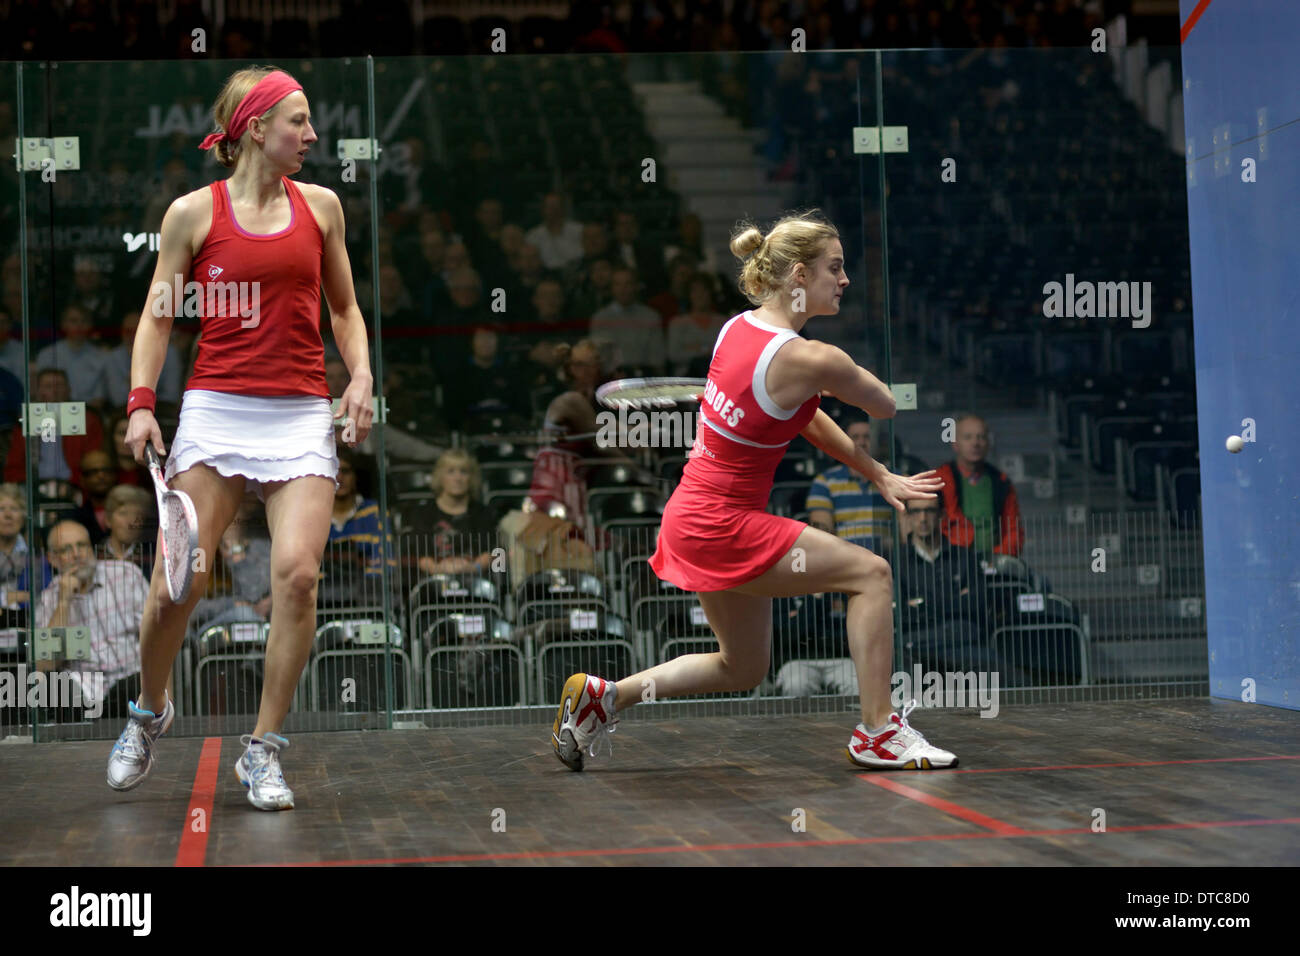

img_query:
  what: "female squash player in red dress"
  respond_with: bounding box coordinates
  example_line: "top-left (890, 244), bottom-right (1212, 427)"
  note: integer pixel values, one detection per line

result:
top-left (553, 211), bottom-right (958, 771)
top-left (107, 67), bottom-right (375, 809)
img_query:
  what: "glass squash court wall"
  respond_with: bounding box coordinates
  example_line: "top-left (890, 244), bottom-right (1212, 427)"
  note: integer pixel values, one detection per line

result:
top-left (4, 47), bottom-right (1204, 742)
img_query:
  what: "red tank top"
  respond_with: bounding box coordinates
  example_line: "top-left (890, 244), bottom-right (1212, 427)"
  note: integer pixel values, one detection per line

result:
top-left (682, 311), bottom-right (820, 506)
top-left (185, 177), bottom-right (328, 398)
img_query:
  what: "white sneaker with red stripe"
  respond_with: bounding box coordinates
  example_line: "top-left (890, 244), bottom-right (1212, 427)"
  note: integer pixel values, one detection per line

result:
top-left (552, 673), bottom-right (618, 771)
top-left (846, 699), bottom-right (958, 770)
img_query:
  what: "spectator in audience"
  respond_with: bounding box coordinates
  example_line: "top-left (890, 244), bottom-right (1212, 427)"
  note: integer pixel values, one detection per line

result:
top-left (806, 414), bottom-right (895, 555)
top-left (590, 265), bottom-right (666, 375)
top-left (445, 325), bottom-right (529, 423)
top-left (402, 449), bottom-right (497, 576)
top-left (0, 483), bottom-right (33, 624)
top-left (935, 413), bottom-right (1024, 556)
top-left (524, 192), bottom-right (584, 271)
top-left (565, 221), bottom-right (612, 285)
top-left (772, 591), bottom-right (856, 697)
top-left (648, 253), bottom-right (699, 323)
top-left (666, 274), bottom-right (727, 375)
top-left (322, 448), bottom-right (392, 607)
top-left (0, 304), bottom-right (24, 382)
top-left (568, 256), bottom-right (615, 319)
top-left (4, 368), bottom-right (105, 493)
top-left (33, 303), bottom-right (108, 407)
top-left (512, 241), bottom-right (555, 304)
top-left (36, 520), bottom-right (148, 719)
top-left (663, 212), bottom-right (720, 276)
top-left (70, 450), bottom-right (118, 545)
top-left (70, 255), bottom-right (114, 335)
top-left (415, 225), bottom-right (452, 320)
top-left (465, 197), bottom-right (512, 285)
top-left (189, 515), bottom-right (273, 635)
top-left (611, 210), bottom-right (667, 293)
top-left (895, 495), bottom-right (1028, 681)
top-left (102, 312), bottom-right (183, 410)
top-left (105, 414), bottom-right (148, 487)
top-left (0, 359), bottom-right (20, 466)
top-left (96, 484), bottom-right (154, 579)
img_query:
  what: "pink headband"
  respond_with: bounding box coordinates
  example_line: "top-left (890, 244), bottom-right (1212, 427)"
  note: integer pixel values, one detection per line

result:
top-left (198, 71), bottom-right (303, 152)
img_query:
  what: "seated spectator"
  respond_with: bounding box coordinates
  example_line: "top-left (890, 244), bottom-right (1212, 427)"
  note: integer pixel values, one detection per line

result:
top-left (189, 518), bottom-right (272, 636)
top-left (33, 303), bottom-right (108, 407)
top-left (806, 414), bottom-right (895, 554)
top-left (666, 275), bottom-right (728, 376)
top-left (401, 449), bottom-right (497, 576)
top-left (610, 209), bottom-right (667, 294)
top-left (517, 279), bottom-right (573, 391)
top-left (590, 265), bottom-right (666, 375)
top-left (414, 226), bottom-right (452, 320)
top-left (4, 368), bottom-right (105, 494)
top-left (772, 591), bottom-right (856, 697)
top-left (647, 254), bottom-right (698, 324)
top-left (935, 413), bottom-right (1024, 556)
top-left (96, 484), bottom-right (154, 580)
top-left (101, 311), bottom-right (184, 411)
top-left (322, 448), bottom-right (393, 607)
top-left (105, 413), bottom-right (149, 487)
top-left (444, 326), bottom-right (529, 424)
top-left (36, 520), bottom-right (148, 719)
top-left (0, 304), bottom-right (24, 382)
top-left (0, 482), bottom-right (34, 625)
top-left (524, 191), bottom-right (584, 272)
top-left (70, 450), bottom-right (119, 545)
top-left (663, 212), bottom-right (721, 278)
top-left (568, 256), bottom-right (616, 320)
top-left (895, 497), bottom-right (1025, 681)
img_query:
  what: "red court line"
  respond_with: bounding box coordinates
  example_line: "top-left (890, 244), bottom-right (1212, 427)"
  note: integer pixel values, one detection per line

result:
top-left (1180, 0), bottom-right (1214, 43)
top-left (939, 754), bottom-right (1300, 775)
top-left (175, 737), bottom-right (222, 868)
top-left (245, 817), bottom-right (1300, 866)
top-left (859, 775), bottom-right (1026, 835)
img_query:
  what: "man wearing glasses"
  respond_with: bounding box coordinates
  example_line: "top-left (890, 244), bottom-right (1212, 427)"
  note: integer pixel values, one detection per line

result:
top-left (35, 521), bottom-right (148, 719)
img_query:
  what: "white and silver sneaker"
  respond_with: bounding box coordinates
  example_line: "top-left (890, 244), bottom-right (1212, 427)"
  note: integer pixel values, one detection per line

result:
top-left (235, 733), bottom-right (295, 810)
top-left (846, 699), bottom-right (958, 770)
top-left (107, 695), bottom-right (174, 791)
top-left (552, 673), bottom-right (618, 771)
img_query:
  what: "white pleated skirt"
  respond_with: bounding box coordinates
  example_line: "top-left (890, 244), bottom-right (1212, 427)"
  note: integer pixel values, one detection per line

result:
top-left (167, 389), bottom-right (338, 494)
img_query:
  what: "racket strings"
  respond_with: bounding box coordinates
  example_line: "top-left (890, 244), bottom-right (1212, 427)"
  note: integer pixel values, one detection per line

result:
top-left (162, 498), bottom-right (190, 579)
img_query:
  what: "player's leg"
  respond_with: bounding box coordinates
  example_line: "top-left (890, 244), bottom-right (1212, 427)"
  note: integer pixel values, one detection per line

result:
top-left (614, 589), bottom-right (773, 706)
top-left (730, 526), bottom-right (957, 768)
top-left (255, 474), bottom-right (334, 738)
top-left (231, 474), bottom-right (333, 809)
top-left (137, 464), bottom-right (247, 714)
top-left (109, 464), bottom-right (245, 792)
top-left (553, 589), bottom-right (773, 770)
top-left (728, 525), bottom-right (896, 729)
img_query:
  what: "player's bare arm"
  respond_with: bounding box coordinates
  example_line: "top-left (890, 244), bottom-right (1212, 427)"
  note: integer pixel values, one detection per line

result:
top-left (309, 183), bottom-right (373, 445)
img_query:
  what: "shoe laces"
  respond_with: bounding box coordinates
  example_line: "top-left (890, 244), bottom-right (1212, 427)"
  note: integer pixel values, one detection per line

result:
top-left (894, 699), bottom-right (930, 747)
top-left (586, 690), bottom-right (618, 759)
top-left (114, 720), bottom-right (147, 762)
top-left (241, 735), bottom-right (289, 790)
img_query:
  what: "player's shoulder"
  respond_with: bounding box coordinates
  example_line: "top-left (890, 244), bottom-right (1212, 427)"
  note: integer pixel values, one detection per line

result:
top-left (163, 185), bottom-right (215, 229)
top-left (295, 181), bottom-right (343, 234)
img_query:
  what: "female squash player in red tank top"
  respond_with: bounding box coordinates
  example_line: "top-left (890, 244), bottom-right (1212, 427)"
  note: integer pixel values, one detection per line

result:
top-left (107, 67), bottom-right (375, 809)
top-left (553, 211), bottom-right (959, 771)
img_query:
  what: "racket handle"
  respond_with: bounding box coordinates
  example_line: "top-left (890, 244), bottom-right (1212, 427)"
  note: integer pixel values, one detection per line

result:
top-left (145, 445), bottom-right (160, 470)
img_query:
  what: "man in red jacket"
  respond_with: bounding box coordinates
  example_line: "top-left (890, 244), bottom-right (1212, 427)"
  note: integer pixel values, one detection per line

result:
top-left (934, 413), bottom-right (1024, 556)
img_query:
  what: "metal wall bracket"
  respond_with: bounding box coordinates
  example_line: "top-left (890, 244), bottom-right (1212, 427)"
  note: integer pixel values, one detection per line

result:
top-left (890, 383), bottom-right (917, 410)
top-left (33, 627), bottom-right (90, 661)
top-left (853, 126), bottom-right (909, 154)
top-left (336, 138), bottom-right (381, 161)
top-left (14, 136), bottom-right (81, 172)
top-left (21, 402), bottom-right (86, 438)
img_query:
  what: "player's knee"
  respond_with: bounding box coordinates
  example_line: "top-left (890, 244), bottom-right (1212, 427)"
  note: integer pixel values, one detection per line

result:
top-left (849, 551), bottom-right (891, 595)
top-left (722, 653), bottom-right (768, 691)
top-left (275, 558), bottom-right (319, 604)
